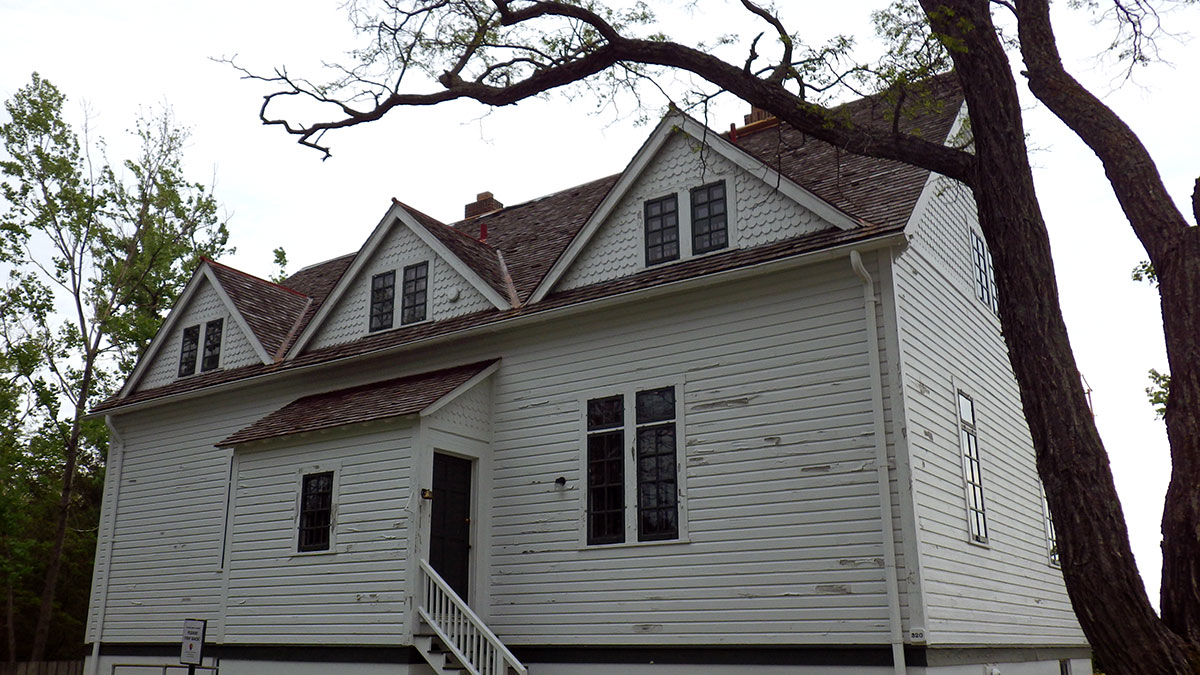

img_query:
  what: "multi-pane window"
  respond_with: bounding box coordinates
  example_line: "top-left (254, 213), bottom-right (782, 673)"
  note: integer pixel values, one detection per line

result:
top-left (585, 386), bottom-right (680, 545)
top-left (201, 319), bottom-right (223, 372)
top-left (586, 396), bottom-right (625, 545)
top-left (972, 231), bottom-right (998, 315)
top-left (369, 271), bottom-right (395, 332)
top-left (401, 262), bottom-right (428, 325)
top-left (1043, 486), bottom-right (1060, 566)
top-left (298, 471), bottom-right (334, 552)
top-left (635, 388), bottom-right (678, 541)
top-left (644, 195), bottom-right (679, 265)
top-left (690, 181), bottom-right (728, 255)
top-left (178, 325), bottom-right (200, 377)
top-left (958, 391), bottom-right (989, 544)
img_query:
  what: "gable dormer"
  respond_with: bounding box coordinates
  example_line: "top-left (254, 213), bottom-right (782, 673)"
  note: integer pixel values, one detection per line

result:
top-left (293, 203), bottom-right (511, 354)
top-left (532, 113), bottom-right (860, 301)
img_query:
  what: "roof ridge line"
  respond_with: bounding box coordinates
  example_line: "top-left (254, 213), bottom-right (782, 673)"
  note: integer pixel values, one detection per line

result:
top-left (202, 257), bottom-right (311, 299)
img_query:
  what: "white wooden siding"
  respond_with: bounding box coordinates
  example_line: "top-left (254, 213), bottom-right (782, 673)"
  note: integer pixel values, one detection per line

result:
top-left (224, 426), bottom-right (412, 644)
top-left (892, 176), bottom-right (1086, 646)
top-left (426, 378), bottom-right (492, 443)
top-left (136, 279), bottom-right (259, 391)
top-left (308, 222), bottom-right (492, 351)
top-left (557, 131), bottom-right (832, 291)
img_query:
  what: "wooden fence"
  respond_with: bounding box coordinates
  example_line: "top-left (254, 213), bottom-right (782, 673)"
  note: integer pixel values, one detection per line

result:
top-left (0, 662), bottom-right (83, 675)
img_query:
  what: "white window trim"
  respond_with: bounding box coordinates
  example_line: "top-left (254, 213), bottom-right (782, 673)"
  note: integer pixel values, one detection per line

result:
top-left (177, 313), bottom-right (227, 379)
top-left (368, 257), bottom-right (434, 334)
top-left (952, 379), bottom-right (990, 548)
top-left (1041, 481), bottom-right (1061, 568)
top-left (639, 173), bottom-right (738, 270)
top-left (576, 377), bottom-right (689, 549)
top-left (969, 228), bottom-right (999, 317)
top-left (293, 461), bottom-right (342, 556)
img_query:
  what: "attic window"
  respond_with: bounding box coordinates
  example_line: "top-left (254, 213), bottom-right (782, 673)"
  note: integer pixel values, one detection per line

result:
top-left (690, 181), bottom-right (728, 254)
top-left (644, 194), bottom-right (680, 265)
top-left (401, 262), bottom-right (428, 325)
top-left (178, 325), bottom-right (200, 377)
top-left (201, 318), bottom-right (223, 372)
top-left (370, 271), bottom-right (395, 332)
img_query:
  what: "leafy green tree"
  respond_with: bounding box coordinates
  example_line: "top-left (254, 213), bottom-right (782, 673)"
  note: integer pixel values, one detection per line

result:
top-left (0, 73), bottom-right (230, 660)
top-left (236, 1), bottom-right (1200, 671)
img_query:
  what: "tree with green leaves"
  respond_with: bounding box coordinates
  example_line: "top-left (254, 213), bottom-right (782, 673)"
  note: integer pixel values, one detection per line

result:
top-left (0, 73), bottom-right (230, 661)
top-left (234, 1), bottom-right (1200, 671)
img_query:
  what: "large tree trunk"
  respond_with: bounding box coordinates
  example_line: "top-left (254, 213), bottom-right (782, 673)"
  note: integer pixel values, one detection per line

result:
top-left (920, 1), bottom-right (1196, 671)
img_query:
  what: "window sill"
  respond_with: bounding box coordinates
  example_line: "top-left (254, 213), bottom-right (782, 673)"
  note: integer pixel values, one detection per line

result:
top-left (579, 536), bottom-right (690, 551)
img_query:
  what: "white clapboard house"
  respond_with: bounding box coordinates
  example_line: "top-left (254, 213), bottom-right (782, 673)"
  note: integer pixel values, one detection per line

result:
top-left (85, 75), bottom-right (1090, 675)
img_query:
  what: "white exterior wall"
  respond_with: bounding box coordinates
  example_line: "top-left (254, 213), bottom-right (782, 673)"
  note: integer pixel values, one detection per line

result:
top-left (558, 131), bottom-right (832, 291)
top-left (308, 223), bottom-right (493, 351)
top-left (891, 174), bottom-right (1085, 646)
top-left (224, 425), bottom-right (413, 643)
top-left (136, 279), bottom-right (259, 391)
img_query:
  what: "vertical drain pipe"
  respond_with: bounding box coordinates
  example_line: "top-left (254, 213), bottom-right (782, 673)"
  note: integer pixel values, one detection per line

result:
top-left (850, 250), bottom-right (906, 674)
top-left (88, 416), bottom-right (126, 675)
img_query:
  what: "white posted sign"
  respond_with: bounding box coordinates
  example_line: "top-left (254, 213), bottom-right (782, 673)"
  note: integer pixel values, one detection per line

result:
top-left (180, 618), bottom-right (206, 665)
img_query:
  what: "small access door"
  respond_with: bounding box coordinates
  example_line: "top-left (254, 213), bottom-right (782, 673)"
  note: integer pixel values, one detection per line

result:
top-left (429, 452), bottom-right (472, 599)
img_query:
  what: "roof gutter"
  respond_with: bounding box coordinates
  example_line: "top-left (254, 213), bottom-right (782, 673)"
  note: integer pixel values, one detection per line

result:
top-left (93, 231), bottom-right (908, 419)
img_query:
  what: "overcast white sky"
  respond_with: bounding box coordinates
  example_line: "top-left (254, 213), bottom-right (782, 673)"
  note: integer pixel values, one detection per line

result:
top-left (2, 0), bottom-right (1196, 606)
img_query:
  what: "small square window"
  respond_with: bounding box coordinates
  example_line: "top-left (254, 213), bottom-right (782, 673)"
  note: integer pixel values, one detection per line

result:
top-left (690, 181), bottom-right (728, 255)
top-left (369, 271), bottom-right (395, 332)
top-left (178, 325), bottom-right (199, 377)
top-left (201, 319), bottom-right (223, 372)
top-left (401, 262), bottom-right (428, 325)
top-left (299, 471), bottom-right (334, 552)
top-left (644, 195), bottom-right (679, 265)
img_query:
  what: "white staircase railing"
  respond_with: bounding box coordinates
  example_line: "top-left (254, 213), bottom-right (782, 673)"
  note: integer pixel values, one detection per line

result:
top-left (416, 559), bottom-right (527, 675)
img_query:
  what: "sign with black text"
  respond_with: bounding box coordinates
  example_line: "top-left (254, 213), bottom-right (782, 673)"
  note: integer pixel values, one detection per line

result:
top-left (180, 618), bottom-right (206, 665)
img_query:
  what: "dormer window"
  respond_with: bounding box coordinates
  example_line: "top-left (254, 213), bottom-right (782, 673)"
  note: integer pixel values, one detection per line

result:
top-left (644, 195), bottom-right (680, 265)
top-left (369, 271), bottom-right (395, 332)
top-left (401, 262), bottom-right (428, 325)
top-left (690, 181), bottom-right (727, 254)
top-left (201, 319), bottom-right (223, 372)
top-left (178, 325), bottom-right (200, 377)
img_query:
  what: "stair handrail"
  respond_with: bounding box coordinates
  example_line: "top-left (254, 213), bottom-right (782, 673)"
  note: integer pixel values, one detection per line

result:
top-left (417, 558), bottom-right (527, 675)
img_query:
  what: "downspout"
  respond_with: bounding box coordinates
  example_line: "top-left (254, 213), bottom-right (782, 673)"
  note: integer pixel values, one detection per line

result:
top-left (88, 416), bottom-right (125, 675)
top-left (850, 250), bottom-right (906, 675)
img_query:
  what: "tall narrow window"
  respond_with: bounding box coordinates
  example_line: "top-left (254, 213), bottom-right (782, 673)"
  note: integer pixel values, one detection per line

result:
top-left (178, 325), bottom-right (200, 377)
top-left (972, 231), bottom-right (998, 315)
top-left (690, 181), bottom-right (728, 254)
top-left (298, 471), bottom-right (334, 552)
top-left (1043, 487), bottom-right (1060, 567)
top-left (401, 262), bottom-right (428, 325)
top-left (635, 387), bottom-right (678, 541)
top-left (958, 391), bottom-right (989, 544)
top-left (644, 195), bottom-right (679, 265)
top-left (369, 271), bottom-right (395, 332)
top-left (586, 396), bottom-right (625, 545)
top-left (201, 318), bottom-right (223, 372)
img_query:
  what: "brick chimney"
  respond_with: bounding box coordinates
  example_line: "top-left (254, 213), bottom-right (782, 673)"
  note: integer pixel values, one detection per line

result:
top-left (744, 106), bottom-right (774, 125)
top-left (465, 191), bottom-right (503, 219)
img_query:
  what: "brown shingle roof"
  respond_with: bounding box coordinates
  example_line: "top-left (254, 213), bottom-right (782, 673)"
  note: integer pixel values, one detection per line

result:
top-left (399, 201), bottom-right (513, 305)
top-left (274, 253), bottom-right (356, 356)
top-left (217, 359), bottom-right (497, 447)
top-left (206, 260), bottom-right (311, 359)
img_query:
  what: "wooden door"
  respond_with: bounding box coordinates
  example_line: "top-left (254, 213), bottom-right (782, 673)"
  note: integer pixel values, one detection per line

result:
top-left (429, 453), bottom-right (472, 599)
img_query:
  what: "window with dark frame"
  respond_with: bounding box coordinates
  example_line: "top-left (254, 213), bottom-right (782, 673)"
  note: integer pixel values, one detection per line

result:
top-left (958, 391), bottom-right (989, 544)
top-left (369, 271), bottom-right (395, 332)
top-left (401, 262), bottom-right (428, 325)
top-left (298, 471), bottom-right (334, 552)
top-left (586, 395), bottom-right (625, 545)
top-left (1043, 487), bottom-right (1060, 567)
top-left (972, 231), bottom-right (999, 316)
top-left (635, 387), bottom-right (678, 541)
top-left (201, 318), bottom-right (223, 372)
top-left (690, 181), bottom-right (728, 255)
top-left (644, 195), bottom-right (679, 265)
top-left (178, 325), bottom-right (199, 377)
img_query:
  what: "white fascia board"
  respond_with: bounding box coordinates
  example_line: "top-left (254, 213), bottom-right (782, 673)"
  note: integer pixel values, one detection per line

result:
top-left (904, 101), bottom-right (972, 239)
top-left (202, 266), bottom-right (274, 365)
top-left (528, 111), bottom-right (862, 304)
top-left (419, 360), bottom-right (501, 418)
top-left (286, 203), bottom-right (407, 357)
top-left (393, 207), bottom-right (512, 310)
top-left (118, 263), bottom-right (210, 396)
